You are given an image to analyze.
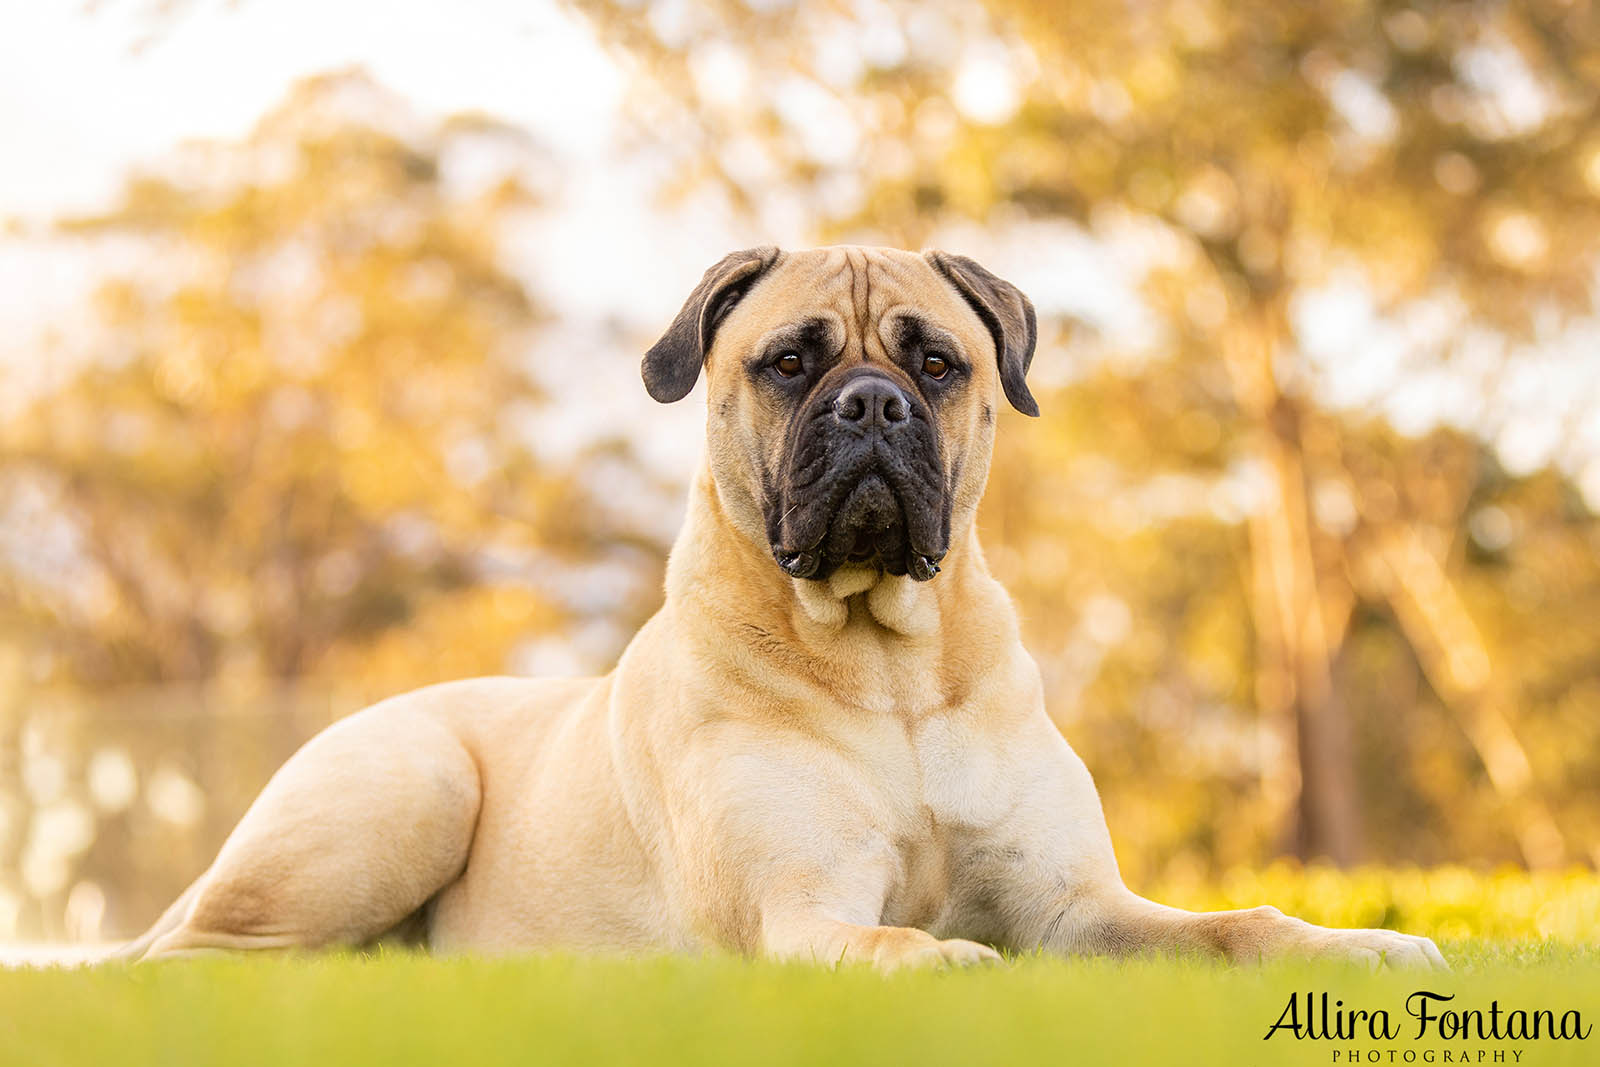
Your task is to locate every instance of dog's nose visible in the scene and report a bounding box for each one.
[833,377,909,433]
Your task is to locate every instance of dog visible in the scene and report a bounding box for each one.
[121,246,1445,970]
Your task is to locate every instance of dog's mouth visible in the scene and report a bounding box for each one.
[765,369,950,586]
[771,463,946,584]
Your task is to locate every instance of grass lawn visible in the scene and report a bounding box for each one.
[1,943,1596,1066]
[3,867,1596,1066]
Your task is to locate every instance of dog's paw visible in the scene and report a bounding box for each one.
[1296,926,1449,971]
[879,936,1003,972]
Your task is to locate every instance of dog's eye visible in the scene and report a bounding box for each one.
[921,354,949,380]
[775,352,804,378]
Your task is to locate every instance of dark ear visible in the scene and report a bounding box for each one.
[642,247,782,403]
[925,250,1039,417]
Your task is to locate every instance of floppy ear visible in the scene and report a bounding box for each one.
[925,250,1039,417]
[642,247,782,403]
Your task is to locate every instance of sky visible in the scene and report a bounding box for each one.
[0,1,621,219]
[0,0,770,477]
[2,0,1599,504]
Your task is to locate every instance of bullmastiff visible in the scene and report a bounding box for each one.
[123,246,1445,970]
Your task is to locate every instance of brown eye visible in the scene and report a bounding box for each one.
[775,352,804,377]
[922,354,949,379]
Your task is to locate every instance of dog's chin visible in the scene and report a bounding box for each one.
[772,474,945,585]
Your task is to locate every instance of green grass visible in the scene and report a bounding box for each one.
[4,869,1596,1064]
[2,943,1597,1066]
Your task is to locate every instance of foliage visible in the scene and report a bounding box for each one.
[993,374,1600,882]
[0,73,675,939]
[6,74,557,694]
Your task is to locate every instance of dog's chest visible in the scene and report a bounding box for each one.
[906,713,1015,830]
[830,655,1017,833]
[867,712,1017,928]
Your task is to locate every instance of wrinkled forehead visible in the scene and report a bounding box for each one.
[730,246,984,354]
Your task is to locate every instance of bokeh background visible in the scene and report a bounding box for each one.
[2,0,1599,948]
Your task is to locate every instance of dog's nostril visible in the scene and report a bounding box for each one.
[884,396,908,422]
[836,395,868,423]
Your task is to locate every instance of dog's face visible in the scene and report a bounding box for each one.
[642,246,1037,584]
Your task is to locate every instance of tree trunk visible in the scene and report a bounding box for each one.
[1222,305,1363,865]
[1362,522,1566,868]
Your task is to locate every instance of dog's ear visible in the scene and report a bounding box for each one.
[925,250,1039,417]
[642,247,782,403]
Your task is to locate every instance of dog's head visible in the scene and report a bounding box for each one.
[642,246,1037,585]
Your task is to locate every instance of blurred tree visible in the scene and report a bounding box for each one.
[572,0,1600,869]
[980,370,1600,878]
[1,72,561,698]
[0,71,675,935]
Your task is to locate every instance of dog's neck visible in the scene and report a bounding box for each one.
[664,464,993,644]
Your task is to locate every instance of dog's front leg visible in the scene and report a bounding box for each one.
[748,835,1002,971]
[989,714,1447,970]
[1038,890,1448,970]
